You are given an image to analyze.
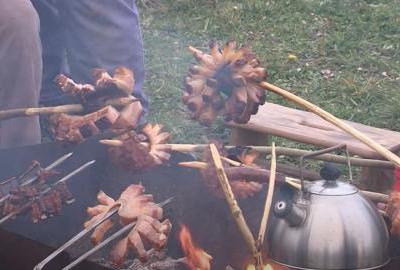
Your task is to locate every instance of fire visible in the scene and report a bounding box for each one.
[245,260,288,270]
[179,224,213,270]
[246,264,273,270]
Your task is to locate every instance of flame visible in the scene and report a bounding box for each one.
[246,264,273,270]
[245,260,288,270]
[179,225,213,270]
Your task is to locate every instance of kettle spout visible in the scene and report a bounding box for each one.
[273,200,307,227]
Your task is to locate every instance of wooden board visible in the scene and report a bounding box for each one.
[228,103,400,159]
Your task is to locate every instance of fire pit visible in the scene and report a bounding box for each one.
[0,138,400,270]
[0,137,265,269]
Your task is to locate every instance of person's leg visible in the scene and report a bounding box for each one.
[60,0,148,110]
[0,0,42,148]
[31,0,69,106]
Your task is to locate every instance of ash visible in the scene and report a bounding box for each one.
[95,249,187,270]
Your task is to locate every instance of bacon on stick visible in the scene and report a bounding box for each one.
[183,40,266,125]
[386,191,400,236]
[84,184,171,266]
[1,168,74,223]
[105,123,171,170]
[51,66,143,144]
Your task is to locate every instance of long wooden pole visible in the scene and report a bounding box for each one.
[260,82,400,167]
[100,140,394,169]
[185,145,395,169]
[179,159,389,203]
[209,144,261,267]
[0,97,137,120]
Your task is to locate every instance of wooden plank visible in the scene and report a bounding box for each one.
[228,103,400,159]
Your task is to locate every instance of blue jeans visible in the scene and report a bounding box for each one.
[33,0,147,111]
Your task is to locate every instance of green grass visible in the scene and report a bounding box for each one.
[140,0,400,144]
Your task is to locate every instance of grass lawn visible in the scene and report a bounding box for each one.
[140,0,400,145]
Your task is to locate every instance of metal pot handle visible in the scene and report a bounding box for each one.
[299,143,353,192]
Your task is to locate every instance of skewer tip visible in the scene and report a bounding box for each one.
[64,152,74,158]
[99,139,123,147]
[178,161,208,170]
[86,160,96,166]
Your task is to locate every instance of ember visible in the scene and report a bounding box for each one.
[179,224,212,270]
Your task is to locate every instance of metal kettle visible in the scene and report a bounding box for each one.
[267,144,390,270]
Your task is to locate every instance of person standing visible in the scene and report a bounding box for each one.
[32,0,148,112]
[0,0,42,148]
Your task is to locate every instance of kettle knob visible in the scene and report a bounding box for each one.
[273,200,306,227]
[274,200,290,218]
[320,162,341,181]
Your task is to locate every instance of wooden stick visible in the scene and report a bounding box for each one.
[285,177,302,190]
[179,161,208,170]
[225,167,285,182]
[0,97,137,121]
[257,142,277,252]
[256,146,394,169]
[209,144,260,266]
[178,161,285,182]
[99,139,124,147]
[361,190,389,203]
[286,177,389,203]
[180,160,389,203]
[260,81,400,167]
[100,141,394,169]
[220,156,242,166]
[267,161,321,181]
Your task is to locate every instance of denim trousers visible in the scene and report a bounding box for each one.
[32,0,147,110]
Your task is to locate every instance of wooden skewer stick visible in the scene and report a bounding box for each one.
[257,142,277,249]
[209,144,261,268]
[286,177,389,203]
[260,81,400,167]
[179,160,285,183]
[179,161,208,170]
[179,160,389,203]
[99,139,124,147]
[0,96,138,121]
[285,177,302,190]
[99,140,394,169]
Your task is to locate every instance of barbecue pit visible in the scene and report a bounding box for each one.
[0,137,399,269]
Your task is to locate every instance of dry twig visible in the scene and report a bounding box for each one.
[257,142,277,249]
[209,144,261,268]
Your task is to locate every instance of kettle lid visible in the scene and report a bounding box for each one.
[307,179,358,195]
[306,163,357,196]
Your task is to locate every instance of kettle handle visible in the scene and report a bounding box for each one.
[299,143,353,192]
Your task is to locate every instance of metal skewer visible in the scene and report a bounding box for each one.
[53,160,95,184]
[0,160,95,225]
[63,220,136,270]
[33,204,121,270]
[0,163,40,204]
[21,152,73,186]
[0,152,73,205]
[35,196,174,270]
[63,196,174,270]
